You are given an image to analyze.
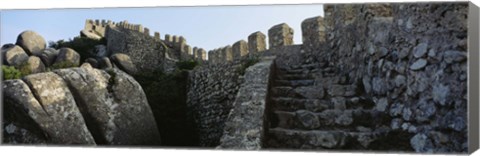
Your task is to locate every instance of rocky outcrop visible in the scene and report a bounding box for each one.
[26,56,45,73]
[53,48,81,67]
[110,53,137,75]
[3,80,49,144]
[38,48,59,66]
[80,29,102,40]
[4,45,29,68]
[16,30,46,56]
[98,57,114,69]
[54,66,160,145]
[2,31,82,74]
[3,67,161,145]
[21,72,96,144]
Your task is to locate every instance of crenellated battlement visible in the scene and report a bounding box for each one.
[83,19,208,63]
[83,15,331,65]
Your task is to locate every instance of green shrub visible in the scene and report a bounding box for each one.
[176,60,198,70]
[2,66,23,80]
[237,57,260,75]
[132,68,197,146]
[50,61,77,69]
[49,36,106,62]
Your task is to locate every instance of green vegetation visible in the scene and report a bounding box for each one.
[50,61,77,70]
[132,61,199,146]
[2,66,23,80]
[176,60,198,70]
[237,56,260,75]
[49,36,106,62]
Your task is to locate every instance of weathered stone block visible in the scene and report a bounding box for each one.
[248,31,266,53]
[164,34,173,43]
[154,32,160,41]
[222,46,233,61]
[301,16,326,47]
[144,27,150,36]
[268,23,294,48]
[232,40,248,59]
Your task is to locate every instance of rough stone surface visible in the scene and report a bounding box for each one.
[410,133,434,153]
[232,40,249,60]
[268,23,294,48]
[85,58,99,68]
[4,45,29,68]
[93,45,108,58]
[39,48,59,67]
[413,43,428,58]
[410,59,427,70]
[26,56,45,74]
[248,31,267,54]
[54,48,81,67]
[4,66,161,145]
[54,67,161,145]
[186,58,247,147]
[16,30,46,56]
[98,57,113,69]
[264,3,467,153]
[217,58,274,149]
[110,53,137,75]
[21,72,96,144]
[3,80,49,144]
[105,26,172,73]
[80,29,102,40]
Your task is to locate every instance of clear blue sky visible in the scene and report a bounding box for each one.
[1,4,324,52]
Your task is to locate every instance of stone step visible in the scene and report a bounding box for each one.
[290,64,319,70]
[325,84,358,97]
[265,128,390,149]
[276,73,316,80]
[271,96,375,112]
[271,87,297,97]
[277,63,318,71]
[270,109,386,130]
[274,80,315,87]
[277,68,305,75]
[270,86,324,99]
[271,97,330,112]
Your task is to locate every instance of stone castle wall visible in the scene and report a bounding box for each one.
[320,3,468,152]
[186,60,246,146]
[84,19,208,73]
[252,2,467,152]
[86,2,469,152]
[188,2,469,152]
[186,21,301,147]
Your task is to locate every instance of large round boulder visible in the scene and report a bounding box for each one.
[26,56,46,74]
[110,53,137,75]
[39,48,59,67]
[16,31,46,56]
[85,58,98,68]
[4,45,29,68]
[1,44,15,65]
[98,57,113,69]
[53,48,80,68]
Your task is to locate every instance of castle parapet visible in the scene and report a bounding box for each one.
[232,40,248,60]
[301,16,326,52]
[154,32,161,41]
[248,31,266,54]
[268,23,294,48]
[196,48,206,61]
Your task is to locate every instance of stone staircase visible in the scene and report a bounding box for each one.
[264,61,392,150]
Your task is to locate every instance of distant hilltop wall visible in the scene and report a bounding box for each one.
[83,19,208,72]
